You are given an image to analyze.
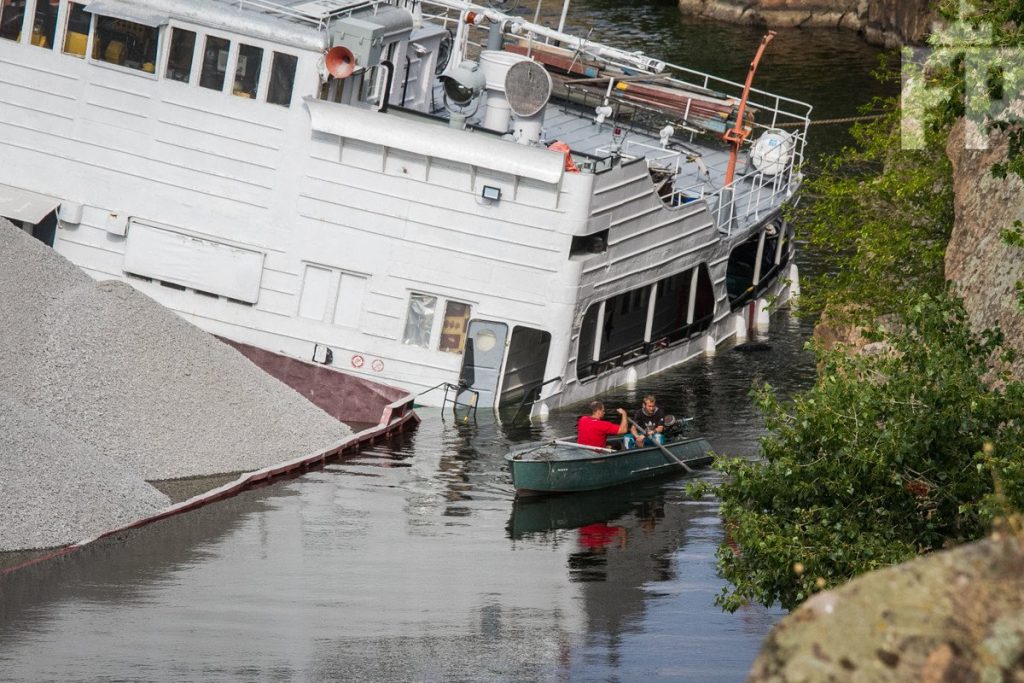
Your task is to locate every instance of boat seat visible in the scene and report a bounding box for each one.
[64,31,87,57]
[104,40,124,64]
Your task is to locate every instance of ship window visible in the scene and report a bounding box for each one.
[439,301,472,354]
[30,0,57,49]
[61,3,90,58]
[233,43,262,99]
[94,15,158,72]
[0,0,27,42]
[199,35,230,91]
[165,27,195,83]
[403,293,437,349]
[267,52,297,107]
[569,229,608,257]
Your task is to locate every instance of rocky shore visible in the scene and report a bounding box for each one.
[677,0,937,46]
[747,525,1024,682]
[0,220,352,552]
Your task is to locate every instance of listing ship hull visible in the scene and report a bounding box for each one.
[0,0,810,414]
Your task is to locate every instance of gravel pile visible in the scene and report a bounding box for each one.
[1,219,354,549]
[0,395,171,552]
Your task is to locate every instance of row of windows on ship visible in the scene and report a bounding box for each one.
[0,1,298,106]
[123,220,787,381]
[293,264,721,381]
[356,224,778,382]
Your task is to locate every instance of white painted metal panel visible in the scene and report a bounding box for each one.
[84,0,169,26]
[305,98,565,185]
[124,223,264,303]
[0,184,60,224]
[298,265,334,320]
[334,272,365,328]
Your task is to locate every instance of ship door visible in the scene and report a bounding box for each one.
[457,320,508,409]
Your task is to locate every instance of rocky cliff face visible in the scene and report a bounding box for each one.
[945,118,1024,379]
[677,0,937,46]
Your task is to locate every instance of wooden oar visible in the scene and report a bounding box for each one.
[628,417,693,473]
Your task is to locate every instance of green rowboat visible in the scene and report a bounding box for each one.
[506,436,713,495]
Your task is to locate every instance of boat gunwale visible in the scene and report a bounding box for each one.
[506,436,711,464]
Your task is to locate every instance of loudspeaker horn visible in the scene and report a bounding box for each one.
[325,45,357,79]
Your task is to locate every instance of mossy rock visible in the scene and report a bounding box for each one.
[748,527,1024,682]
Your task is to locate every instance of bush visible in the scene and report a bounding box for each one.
[712,294,1024,611]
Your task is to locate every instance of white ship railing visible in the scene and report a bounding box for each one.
[232,0,379,27]
[594,138,800,236]
[706,167,800,236]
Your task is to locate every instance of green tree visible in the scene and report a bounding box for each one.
[792,101,954,324]
[710,295,1024,612]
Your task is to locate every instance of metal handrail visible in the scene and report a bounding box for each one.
[707,164,800,236]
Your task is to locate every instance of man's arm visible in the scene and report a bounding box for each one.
[615,408,629,435]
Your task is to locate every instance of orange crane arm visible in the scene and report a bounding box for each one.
[723,31,775,187]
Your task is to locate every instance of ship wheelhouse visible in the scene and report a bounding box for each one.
[0,0,811,414]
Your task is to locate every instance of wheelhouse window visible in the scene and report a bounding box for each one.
[165,27,195,82]
[31,0,57,49]
[94,15,158,72]
[403,293,437,349]
[402,294,473,352]
[576,264,716,381]
[232,43,262,99]
[61,2,89,58]
[267,51,297,107]
[0,0,26,42]
[199,35,229,91]
[726,222,784,308]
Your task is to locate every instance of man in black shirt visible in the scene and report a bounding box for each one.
[628,394,665,449]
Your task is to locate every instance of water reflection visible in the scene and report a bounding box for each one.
[508,479,669,539]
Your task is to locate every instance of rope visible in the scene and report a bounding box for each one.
[773,114,885,129]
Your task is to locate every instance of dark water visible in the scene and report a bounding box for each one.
[0,5,895,681]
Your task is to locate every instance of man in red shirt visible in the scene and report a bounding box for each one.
[577,401,629,448]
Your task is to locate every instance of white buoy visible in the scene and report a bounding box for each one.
[624,366,638,387]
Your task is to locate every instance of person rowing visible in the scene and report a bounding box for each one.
[577,400,629,448]
[625,394,666,449]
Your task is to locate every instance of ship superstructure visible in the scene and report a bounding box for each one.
[0,0,810,413]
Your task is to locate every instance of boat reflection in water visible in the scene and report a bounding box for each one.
[506,469,763,679]
[508,479,671,540]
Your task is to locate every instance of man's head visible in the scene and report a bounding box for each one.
[589,400,605,417]
[642,395,657,413]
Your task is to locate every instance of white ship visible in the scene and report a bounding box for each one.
[0,0,810,415]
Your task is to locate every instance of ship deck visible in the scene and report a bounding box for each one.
[425,89,798,236]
